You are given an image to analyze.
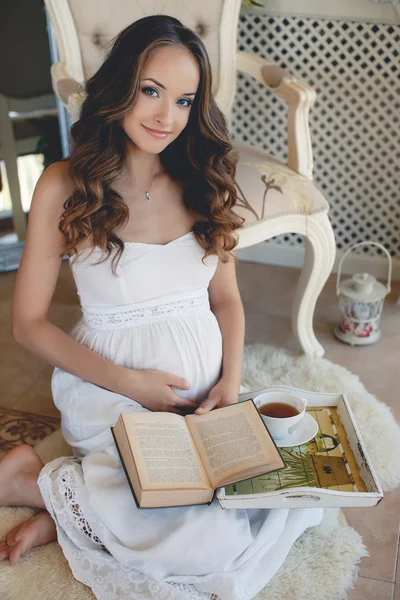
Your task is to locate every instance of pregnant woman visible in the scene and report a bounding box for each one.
[0,15,323,600]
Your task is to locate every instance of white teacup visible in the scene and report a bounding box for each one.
[253,392,307,440]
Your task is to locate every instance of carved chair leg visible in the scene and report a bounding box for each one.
[292,213,336,357]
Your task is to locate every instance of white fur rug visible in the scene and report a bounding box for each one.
[2,343,399,600]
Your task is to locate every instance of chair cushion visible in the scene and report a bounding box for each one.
[232,139,329,228]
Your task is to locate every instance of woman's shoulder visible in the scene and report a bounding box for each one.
[32,160,74,212]
[37,160,73,193]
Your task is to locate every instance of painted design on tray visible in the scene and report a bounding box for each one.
[225,407,364,496]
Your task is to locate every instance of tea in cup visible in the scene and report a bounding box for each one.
[253,392,307,440]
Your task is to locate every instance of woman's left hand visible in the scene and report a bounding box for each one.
[194,378,240,414]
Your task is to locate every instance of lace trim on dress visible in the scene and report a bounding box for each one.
[82,292,210,330]
[59,471,220,599]
[39,458,219,600]
[59,469,110,553]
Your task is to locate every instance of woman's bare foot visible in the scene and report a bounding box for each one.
[0,510,57,564]
[0,444,46,508]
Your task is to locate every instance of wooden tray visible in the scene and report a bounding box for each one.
[217,385,383,509]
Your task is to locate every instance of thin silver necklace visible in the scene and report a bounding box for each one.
[122,169,162,202]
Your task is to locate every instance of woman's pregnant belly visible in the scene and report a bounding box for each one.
[52,310,223,455]
[72,309,223,400]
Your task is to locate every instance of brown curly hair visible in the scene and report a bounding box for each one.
[59,15,245,273]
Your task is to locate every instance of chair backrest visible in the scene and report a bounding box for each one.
[44,0,242,116]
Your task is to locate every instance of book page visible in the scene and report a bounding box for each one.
[121,412,211,491]
[186,401,284,488]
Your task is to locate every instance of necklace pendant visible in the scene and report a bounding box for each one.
[145,192,151,202]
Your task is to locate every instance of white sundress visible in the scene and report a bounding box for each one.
[38,231,323,600]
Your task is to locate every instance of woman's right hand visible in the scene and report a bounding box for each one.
[116,368,198,414]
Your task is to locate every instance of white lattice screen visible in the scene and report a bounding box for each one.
[231,13,400,266]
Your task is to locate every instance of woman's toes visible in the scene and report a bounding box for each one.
[0,511,57,564]
[3,529,17,548]
[9,540,27,565]
[0,523,29,563]
[0,541,10,560]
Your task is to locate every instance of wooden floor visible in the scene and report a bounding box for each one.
[1,259,399,599]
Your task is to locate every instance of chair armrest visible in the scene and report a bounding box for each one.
[50,62,85,123]
[236,50,316,180]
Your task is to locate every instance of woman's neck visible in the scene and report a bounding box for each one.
[123,142,163,185]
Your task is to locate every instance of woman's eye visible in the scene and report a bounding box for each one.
[177,98,193,107]
[142,87,192,107]
[142,87,158,97]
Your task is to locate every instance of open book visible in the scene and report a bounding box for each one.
[111,400,285,508]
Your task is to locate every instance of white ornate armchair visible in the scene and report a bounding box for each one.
[44,0,336,357]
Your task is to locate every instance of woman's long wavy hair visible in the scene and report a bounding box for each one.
[60,15,245,273]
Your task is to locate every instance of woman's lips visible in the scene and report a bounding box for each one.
[142,125,170,139]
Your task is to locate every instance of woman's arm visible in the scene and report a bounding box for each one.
[195,254,245,413]
[12,162,194,413]
[12,162,125,392]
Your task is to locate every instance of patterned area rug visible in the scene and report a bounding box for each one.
[0,408,60,458]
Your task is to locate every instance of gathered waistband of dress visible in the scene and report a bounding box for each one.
[80,290,211,330]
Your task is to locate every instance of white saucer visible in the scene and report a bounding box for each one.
[274,412,319,448]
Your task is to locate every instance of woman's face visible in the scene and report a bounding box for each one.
[122,45,200,153]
